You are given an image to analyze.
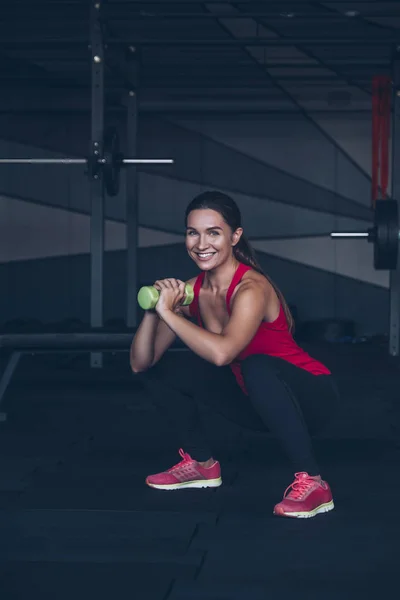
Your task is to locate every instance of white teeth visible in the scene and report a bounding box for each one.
[197,253,214,258]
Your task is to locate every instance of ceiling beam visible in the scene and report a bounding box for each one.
[0,92,372,114]
[206,4,374,184]
[246,12,372,95]
[5,0,397,4]
[7,12,387,20]
[0,36,396,46]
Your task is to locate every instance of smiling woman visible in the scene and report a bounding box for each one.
[184,191,295,332]
[130,190,339,519]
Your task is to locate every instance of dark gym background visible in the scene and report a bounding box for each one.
[0,2,399,599]
[0,5,390,335]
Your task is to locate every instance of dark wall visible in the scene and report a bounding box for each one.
[0,112,386,336]
[0,245,388,337]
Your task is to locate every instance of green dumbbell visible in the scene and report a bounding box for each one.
[137,283,194,310]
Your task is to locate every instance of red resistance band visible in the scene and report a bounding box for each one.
[372,75,391,207]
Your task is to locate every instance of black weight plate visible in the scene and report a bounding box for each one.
[373,199,399,270]
[103,127,121,197]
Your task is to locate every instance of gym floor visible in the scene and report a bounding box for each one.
[0,342,398,599]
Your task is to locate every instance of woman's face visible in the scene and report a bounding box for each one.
[185,208,242,270]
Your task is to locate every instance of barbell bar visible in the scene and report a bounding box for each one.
[0,159,174,164]
[330,199,399,270]
[0,126,174,197]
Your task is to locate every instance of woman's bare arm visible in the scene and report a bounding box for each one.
[129,311,160,372]
[130,277,196,372]
[156,278,269,366]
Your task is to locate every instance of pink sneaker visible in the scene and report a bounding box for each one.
[273,472,334,519]
[145,448,222,490]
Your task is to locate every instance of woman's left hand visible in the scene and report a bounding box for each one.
[153,278,187,317]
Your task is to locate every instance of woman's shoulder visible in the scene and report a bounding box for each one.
[240,268,269,291]
[230,268,270,306]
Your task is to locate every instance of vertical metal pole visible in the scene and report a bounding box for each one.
[125,47,139,328]
[389,47,400,357]
[90,0,104,367]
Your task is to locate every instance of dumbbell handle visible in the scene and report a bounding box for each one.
[137,284,194,310]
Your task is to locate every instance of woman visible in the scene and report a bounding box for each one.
[130,191,338,519]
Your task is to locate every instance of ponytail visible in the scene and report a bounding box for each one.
[234,235,295,333]
[233,234,264,274]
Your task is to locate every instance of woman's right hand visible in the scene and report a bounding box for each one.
[153,278,187,315]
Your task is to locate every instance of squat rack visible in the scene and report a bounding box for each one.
[89,1,140,367]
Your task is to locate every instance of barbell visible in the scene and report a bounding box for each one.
[1,126,397,272]
[0,126,173,197]
[331,199,399,270]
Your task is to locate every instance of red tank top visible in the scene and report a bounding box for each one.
[189,263,330,393]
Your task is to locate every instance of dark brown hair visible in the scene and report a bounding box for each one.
[185,191,294,331]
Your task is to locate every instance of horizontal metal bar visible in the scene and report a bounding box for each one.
[0,89,374,115]
[0,158,86,164]
[0,347,187,355]
[0,333,133,350]
[0,73,377,83]
[2,80,370,88]
[137,64,387,71]
[330,232,369,238]
[0,107,375,116]
[102,12,398,20]
[0,75,377,88]
[112,36,400,46]
[139,77,366,84]
[0,82,377,94]
[0,58,389,68]
[3,0,86,5]
[122,158,173,164]
[0,333,191,351]
[0,158,174,164]
[0,95,374,114]
[1,11,396,19]
[95,0,400,3]
[0,36,396,46]
[4,0,394,3]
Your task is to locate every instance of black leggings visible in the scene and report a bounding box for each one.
[136,351,340,475]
